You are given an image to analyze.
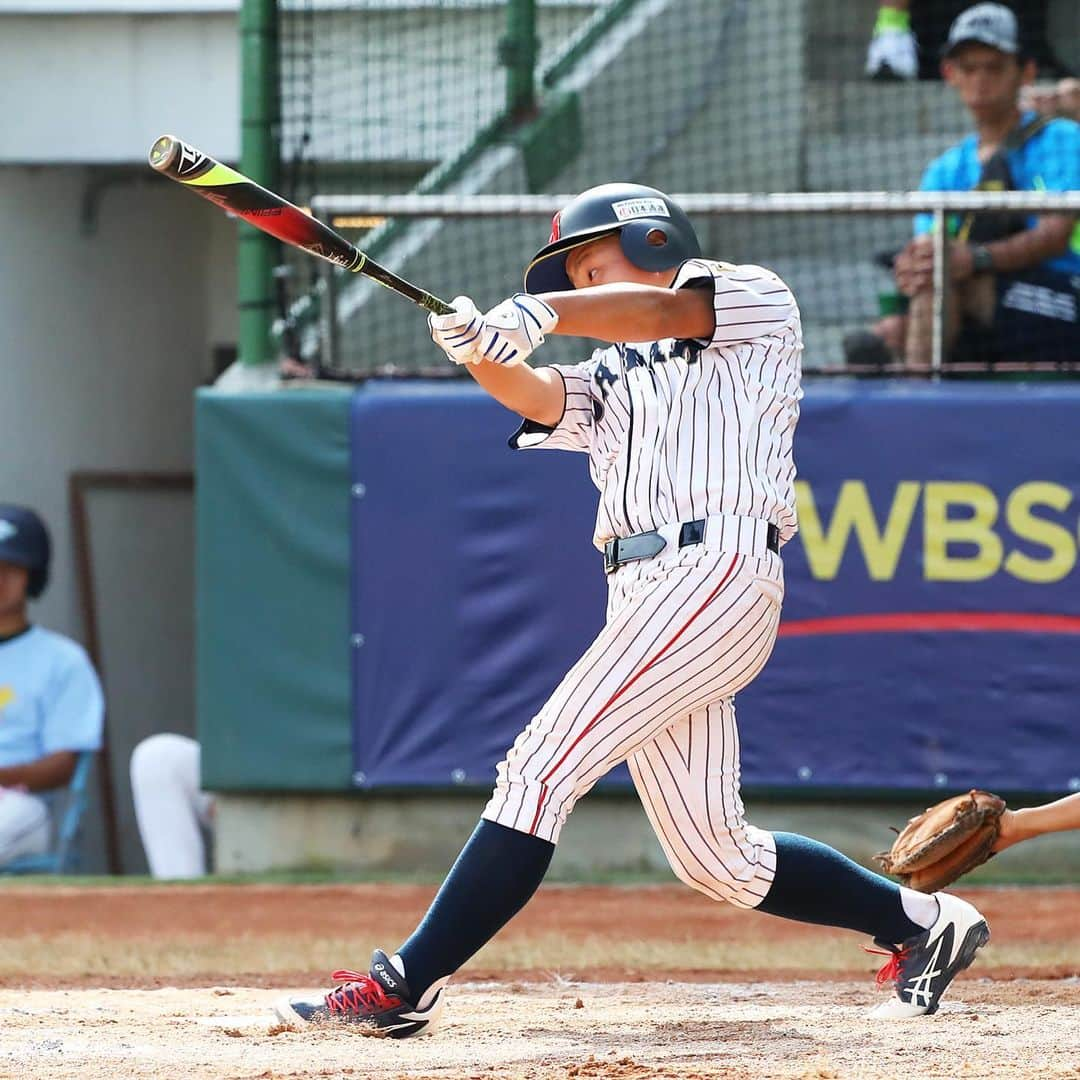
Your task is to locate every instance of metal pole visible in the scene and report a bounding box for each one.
[931,206,947,375]
[313,191,1080,217]
[238,0,280,366]
[503,0,538,121]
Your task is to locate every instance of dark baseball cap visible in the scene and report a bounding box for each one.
[942,3,1019,58]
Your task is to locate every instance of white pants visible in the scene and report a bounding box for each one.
[130,734,215,879]
[484,547,783,909]
[0,786,50,865]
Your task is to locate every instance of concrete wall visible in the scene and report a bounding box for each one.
[215,791,1080,885]
[0,164,236,870]
[215,792,672,880]
[0,12,239,163]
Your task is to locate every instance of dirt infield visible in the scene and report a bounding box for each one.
[0,884,1077,1078]
[3,979,1080,1080]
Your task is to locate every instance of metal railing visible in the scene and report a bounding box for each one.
[309,190,1080,375]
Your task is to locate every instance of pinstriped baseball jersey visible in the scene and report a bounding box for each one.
[511,260,803,548]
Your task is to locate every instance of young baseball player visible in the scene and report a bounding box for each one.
[277,184,990,1034]
[0,505,104,866]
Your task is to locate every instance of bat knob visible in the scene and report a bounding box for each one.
[148,135,180,172]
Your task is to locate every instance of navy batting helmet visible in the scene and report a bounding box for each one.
[524,183,701,295]
[0,504,51,599]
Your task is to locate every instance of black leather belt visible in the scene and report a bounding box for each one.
[603,519,779,573]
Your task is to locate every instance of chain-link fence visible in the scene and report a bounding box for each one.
[274,0,1080,375]
[310,190,1080,375]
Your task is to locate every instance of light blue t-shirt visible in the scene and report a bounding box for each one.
[914,112,1080,276]
[0,626,104,768]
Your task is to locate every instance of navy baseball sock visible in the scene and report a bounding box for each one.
[396,819,555,998]
[755,832,924,945]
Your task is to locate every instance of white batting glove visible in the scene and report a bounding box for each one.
[474,293,559,365]
[429,295,484,366]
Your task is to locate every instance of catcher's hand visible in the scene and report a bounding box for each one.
[876,789,1007,893]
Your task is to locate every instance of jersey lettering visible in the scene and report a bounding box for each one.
[593,360,619,400]
[515,259,803,549]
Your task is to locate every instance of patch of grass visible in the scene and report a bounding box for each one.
[0,930,1073,980]
[473,934,1080,975]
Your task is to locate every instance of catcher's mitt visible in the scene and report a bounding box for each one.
[876,789,1006,893]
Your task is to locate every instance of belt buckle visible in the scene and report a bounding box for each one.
[678,519,705,547]
[603,538,619,573]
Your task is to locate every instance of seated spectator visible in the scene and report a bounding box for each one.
[865,1,1067,82]
[851,3,1080,371]
[0,505,103,867]
[1056,77,1080,121]
[1022,76,1080,122]
[130,733,214,878]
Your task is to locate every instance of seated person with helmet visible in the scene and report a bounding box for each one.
[0,505,104,867]
[851,4,1080,371]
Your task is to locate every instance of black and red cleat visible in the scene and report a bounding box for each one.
[274,950,444,1037]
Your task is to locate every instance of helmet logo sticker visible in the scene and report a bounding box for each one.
[0,521,15,542]
[611,197,670,222]
[549,211,562,243]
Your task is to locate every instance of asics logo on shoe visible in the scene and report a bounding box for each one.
[903,936,946,1007]
[373,962,401,993]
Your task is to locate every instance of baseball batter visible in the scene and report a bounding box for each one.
[277,184,990,1034]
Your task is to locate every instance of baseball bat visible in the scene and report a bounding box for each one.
[147,134,453,316]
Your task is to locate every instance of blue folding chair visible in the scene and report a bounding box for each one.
[0,751,95,875]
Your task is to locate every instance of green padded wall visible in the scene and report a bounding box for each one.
[195,388,353,790]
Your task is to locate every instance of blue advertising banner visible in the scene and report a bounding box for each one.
[350,382,607,789]
[351,381,1080,794]
[740,381,1080,794]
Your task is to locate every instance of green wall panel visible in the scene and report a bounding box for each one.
[196,388,353,790]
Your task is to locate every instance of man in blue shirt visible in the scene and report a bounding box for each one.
[0,505,103,866]
[870,4,1080,370]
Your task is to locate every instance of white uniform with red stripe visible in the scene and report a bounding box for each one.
[482,259,803,908]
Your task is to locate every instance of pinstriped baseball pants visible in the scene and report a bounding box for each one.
[482,545,783,909]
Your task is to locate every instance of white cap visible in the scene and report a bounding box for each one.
[942,3,1020,58]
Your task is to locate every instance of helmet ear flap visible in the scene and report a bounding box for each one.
[619,220,680,272]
